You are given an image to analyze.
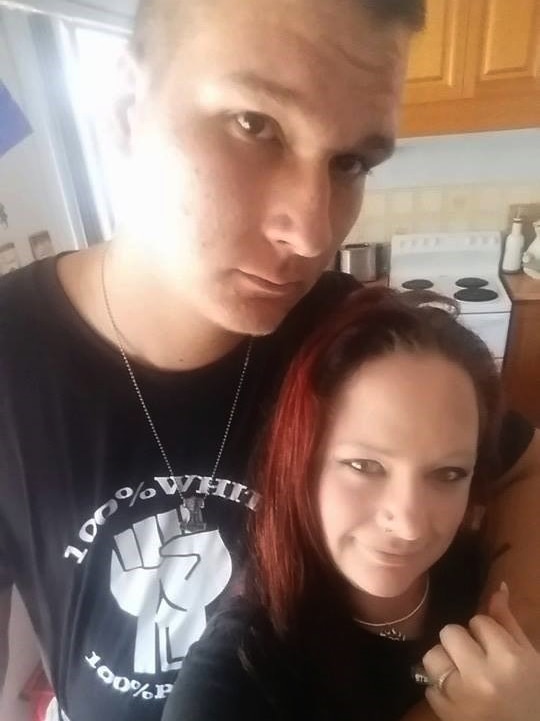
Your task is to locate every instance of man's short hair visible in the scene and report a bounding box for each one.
[130,0,426,77]
[360,0,426,30]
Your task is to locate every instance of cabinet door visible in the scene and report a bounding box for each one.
[403,0,471,104]
[400,0,540,136]
[465,0,540,92]
[503,303,540,426]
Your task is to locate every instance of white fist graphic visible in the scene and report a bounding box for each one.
[110,507,233,674]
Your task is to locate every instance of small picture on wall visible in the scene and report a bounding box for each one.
[29,231,55,260]
[0,203,8,229]
[0,242,20,276]
[0,80,33,158]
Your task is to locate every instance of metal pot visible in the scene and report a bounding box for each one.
[339,243,379,282]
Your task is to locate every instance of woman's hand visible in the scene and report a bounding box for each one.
[422,582,540,721]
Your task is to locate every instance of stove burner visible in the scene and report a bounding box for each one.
[454,288,498,302]
[401,279,434,290]
[455,277,489,288]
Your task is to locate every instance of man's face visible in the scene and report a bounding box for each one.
[123,0,410,335]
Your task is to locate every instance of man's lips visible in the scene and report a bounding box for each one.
[238,271,302,294]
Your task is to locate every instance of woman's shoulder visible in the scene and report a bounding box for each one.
[162,597,282,721]
[203,596,262,642]
[177,596,267,676]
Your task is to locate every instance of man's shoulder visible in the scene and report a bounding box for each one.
[0,258,55,329]
[296,270,359,318]
[497,410,536,478]
[0,262,33,306]
[273,271,359,348]
[0,258,66,377]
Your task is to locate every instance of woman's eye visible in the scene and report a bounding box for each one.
[433,467,469,484]
[331,154,370,179]
[234,112,277,140]
[346,459,384,476]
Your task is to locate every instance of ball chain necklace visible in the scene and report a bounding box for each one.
[354,576,430,642]
[101,250,253,531]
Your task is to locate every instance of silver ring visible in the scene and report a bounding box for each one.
[437,667,456,694]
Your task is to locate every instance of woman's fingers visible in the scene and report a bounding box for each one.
[423,644,457,682]
[463,583,533,659]
[420,586,540,721]
[487,582,533,649]
[437,623,485,674]
[422,645,459,719]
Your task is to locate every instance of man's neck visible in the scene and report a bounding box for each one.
[57,242,244,371]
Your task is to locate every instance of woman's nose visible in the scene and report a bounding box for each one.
[377,477,429,542]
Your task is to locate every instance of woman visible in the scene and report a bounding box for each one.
[163,287,540,721]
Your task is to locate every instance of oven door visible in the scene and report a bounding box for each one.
[457,312,510,364]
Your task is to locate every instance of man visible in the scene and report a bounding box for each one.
[0,1,538,720]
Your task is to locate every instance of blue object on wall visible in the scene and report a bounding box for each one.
[0,80,33,158]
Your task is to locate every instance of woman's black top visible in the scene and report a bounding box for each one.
[163,534,487,721]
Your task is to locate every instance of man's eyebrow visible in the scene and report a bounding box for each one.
[222,72,307,108]
[349,134,395,161]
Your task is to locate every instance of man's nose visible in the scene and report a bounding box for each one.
[262,160,334,258]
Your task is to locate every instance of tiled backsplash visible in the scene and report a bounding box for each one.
[344,183,540,246]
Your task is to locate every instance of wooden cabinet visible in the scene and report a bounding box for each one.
[502,274,540,427]
[401,0,540,136]
[403,0,470,104]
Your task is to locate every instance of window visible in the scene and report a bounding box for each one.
[58,22,128,240]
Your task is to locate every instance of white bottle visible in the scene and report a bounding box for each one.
[522,220,540,265]
[502,217,525,273]
[522,220,540,279]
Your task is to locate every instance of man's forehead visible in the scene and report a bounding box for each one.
[164,0,406,55]
[134,0,419,81]
[186,4,409,95]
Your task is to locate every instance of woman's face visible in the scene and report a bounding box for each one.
[317,350,479,600]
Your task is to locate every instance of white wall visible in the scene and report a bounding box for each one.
[342,129,540,246]
[369,129,540,190]
[0,0,137,29]
[64,0,138,18]
[0,8,83,270]
[0,591,40,721]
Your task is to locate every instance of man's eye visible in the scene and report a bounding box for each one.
[331,154,370,179]
[346,459,384,475]
[234,112,276,140]
[433,467,470,484]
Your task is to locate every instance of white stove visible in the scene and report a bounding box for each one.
[389,232,511,363]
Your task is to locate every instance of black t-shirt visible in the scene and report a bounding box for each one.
[0,258,356,721]
[0,258,534,721]
[162,536,490,721]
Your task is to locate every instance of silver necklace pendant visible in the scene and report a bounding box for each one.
[179,496,207,534]
[379,627,407,642]
[354,577,429,640]
[101,249,253,538]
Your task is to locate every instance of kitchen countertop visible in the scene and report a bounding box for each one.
[502,272,540,302]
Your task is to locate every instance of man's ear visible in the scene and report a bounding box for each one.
[110,50,140,155]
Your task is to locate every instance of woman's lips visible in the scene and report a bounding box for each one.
[364,547,419,566]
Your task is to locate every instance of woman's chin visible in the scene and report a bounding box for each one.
[345,566,421,600]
